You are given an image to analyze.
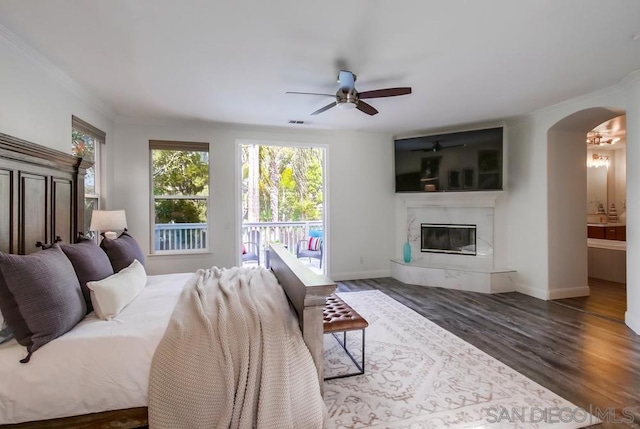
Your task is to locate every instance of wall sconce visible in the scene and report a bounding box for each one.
[89,210,127,239]
[587,153,610,169]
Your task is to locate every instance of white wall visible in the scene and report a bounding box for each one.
[112,120,395,280]
[0,32,115,204]
[506,92,627,299]
[504,74,640,334]
[504,118,550,299]
[547,129,588,298]
[625,74,640,334]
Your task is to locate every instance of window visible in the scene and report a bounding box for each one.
[72,116,105,235]
[150,140,210,253]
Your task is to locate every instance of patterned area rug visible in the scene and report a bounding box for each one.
[323,291,598,429]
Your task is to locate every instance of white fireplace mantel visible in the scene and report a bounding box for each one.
[401,191,503,208]
[394,190,515,294]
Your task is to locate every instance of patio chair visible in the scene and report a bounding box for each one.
[242,230,261,265]
[296,236,322,268]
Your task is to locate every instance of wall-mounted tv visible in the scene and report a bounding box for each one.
[394,127,503,192]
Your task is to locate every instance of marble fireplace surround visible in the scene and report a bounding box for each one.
[393,192,516,293]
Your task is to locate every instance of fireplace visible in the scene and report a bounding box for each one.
[392,194,515,294]
[421,223,477,255]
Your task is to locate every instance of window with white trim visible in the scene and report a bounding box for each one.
[150,140,210,253]
[72,116,105,236]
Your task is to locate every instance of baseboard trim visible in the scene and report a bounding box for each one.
[625,311,640,335]
[547,286,590,300]
[514,283,548,300]
[330,269,390,282]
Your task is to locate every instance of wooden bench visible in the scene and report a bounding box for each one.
[323,294,368,380]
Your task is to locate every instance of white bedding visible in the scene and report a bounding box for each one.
[0,271,193,425]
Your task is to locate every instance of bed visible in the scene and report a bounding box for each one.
[0,133,336,428]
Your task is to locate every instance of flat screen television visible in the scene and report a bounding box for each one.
[394,127,503,192]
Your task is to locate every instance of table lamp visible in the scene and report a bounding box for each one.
[89,210,127,240]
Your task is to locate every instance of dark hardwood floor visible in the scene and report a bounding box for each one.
[554,278,627,322]
[337,278,640,428]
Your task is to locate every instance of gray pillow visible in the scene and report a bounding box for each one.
[100,232,146,273]
[60,237,114,313]
[0,245,86,362]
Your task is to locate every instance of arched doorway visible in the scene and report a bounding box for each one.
[547,107,627,317]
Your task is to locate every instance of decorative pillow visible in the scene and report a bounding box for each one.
[307,237,321,251]
[100,231,146,272]
[0,245,86,362]
[87,259,147,321]
[309,229,323,238]
[242,244,247,254]
[60,237,114,313]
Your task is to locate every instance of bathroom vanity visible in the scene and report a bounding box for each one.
[587,223,626,241]
[587,224,626,283]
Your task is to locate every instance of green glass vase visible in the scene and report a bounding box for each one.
[403,241,411,263]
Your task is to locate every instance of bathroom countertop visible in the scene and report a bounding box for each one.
[587,223,626,227]
[588,238,626,250]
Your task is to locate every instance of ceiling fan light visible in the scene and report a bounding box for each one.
[338,102,357,110]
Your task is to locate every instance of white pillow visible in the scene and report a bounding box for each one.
[86,259,147,320]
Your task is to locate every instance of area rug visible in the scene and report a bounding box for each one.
[323,291,598,429]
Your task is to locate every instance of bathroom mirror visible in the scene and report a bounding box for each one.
[587,166,607,214]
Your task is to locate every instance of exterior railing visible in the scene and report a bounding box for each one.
[155,223,207,251]
[241,221,322,251]
[154,221,322,253]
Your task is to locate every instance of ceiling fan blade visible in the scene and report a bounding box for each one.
[338,70,356,91]
[410,142,467,152]
[286,91,335,97]
[311,102,337,115]
[356,101,378,116]
[358,87,412,99]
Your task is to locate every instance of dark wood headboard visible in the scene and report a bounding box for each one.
[0,133,91,254]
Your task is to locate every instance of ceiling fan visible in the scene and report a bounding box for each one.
[286,70,412,116]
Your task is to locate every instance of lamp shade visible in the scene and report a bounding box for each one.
[89,210,127,233]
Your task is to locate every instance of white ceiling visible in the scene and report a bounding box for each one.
[1,0,640,134]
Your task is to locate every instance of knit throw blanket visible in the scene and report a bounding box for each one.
[148,266,325,429]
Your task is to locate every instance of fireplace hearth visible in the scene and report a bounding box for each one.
[421,223,476,255]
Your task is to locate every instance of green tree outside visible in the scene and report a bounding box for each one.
[242,145,323,223]
[152,149,209,224]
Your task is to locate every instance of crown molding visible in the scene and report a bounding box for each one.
[529,81,626,119]
[620,69,640,88]
[504,80,629,129]
[0,24,115,120]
